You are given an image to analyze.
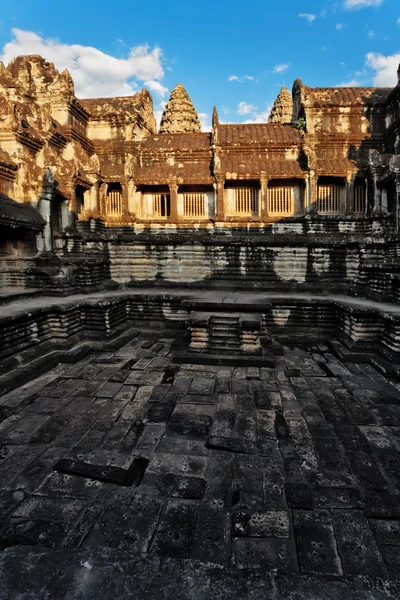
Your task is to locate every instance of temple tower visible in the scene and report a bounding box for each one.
[159,83,201,133]
[268,86,293,124]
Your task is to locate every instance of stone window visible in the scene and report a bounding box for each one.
[183,192,206,217]
[106,183,122,216]
[235,187,258,215]
[268,187,295,216]
[153,193,170,218]
[354,183,366,214]
[317,183,341,214]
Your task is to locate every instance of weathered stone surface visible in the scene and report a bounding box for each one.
[159,83,201,134]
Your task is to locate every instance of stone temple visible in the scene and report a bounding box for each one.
[1,54,400,597]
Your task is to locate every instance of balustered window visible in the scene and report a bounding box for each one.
[153,193,170,218]
[183,192,206,217]
[317,182,342,214]
[268,186,295,216]
[106,183,122,216]
[234,187,258,215]
[354,182,366,214]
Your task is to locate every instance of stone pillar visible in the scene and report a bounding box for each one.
[260,172,269,221]
[70,185,77,214]
[372,175,382,214]
[216,177,225,220]
[306,171,317,215]
[345,176,354,215]
[99,182,107,217]
[38,168,55,252]
[396,178,400,232]
[128,181,137,219]
[169,181,179,222]
[121,182,129,220]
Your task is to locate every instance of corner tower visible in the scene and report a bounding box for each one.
[159,83,201,133]
[268,86,293,124]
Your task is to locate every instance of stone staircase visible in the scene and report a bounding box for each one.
[208,314,241,353]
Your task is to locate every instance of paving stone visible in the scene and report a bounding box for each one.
[232,510,290,538]
[176,393,216,405]
[0,444,47,487]
[203,451,235,506]
[348,450,389,490]
[369,519,400,546]
[0,413,49,444]
[190,498,230,565]
[0,518,69,548]
[364,490,400,518]
[263,459,286,509]
[232,538,299,573]
[95,382,123,398]
[133,424,164,459]
[331,509,387,577]
[157,435,209,456]
[313,487,364,509]
[29,414,72,444]
[169,406,213,438]
[148,452,208,479]
[150,499,198,558]
[36,471,103,498]
[141,471,205,498]
[378,546,400,580]
[13,496,85,522]
[294,509,342,576]
[286,483,313,509]
[188,376,215,395]
[110,495,164,554]
[234,455,264,511]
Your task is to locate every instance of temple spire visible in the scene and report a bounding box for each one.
[268,86,293,124]
[212,105,219,128]
[159,83,201,134]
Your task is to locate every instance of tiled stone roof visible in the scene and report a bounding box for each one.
[217,123,302,145]
[0,193,45,230]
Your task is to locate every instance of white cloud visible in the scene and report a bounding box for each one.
[198,112,211,131]
[298,13,316,24]
[274,63,289,73]
[144,80,168,97]
[366,51,400,86]
[344,0,384,9]
[368,29,375,38]
[154,101,166,130]
[0,28,166,99]
[228,74,255,82]
[237,101,257,115]
[336,23,344,30]
[243,104,272,124]
[336,79,361,86]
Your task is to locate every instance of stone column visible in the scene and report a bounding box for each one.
[70,185,77,214]
[38,168,55,252]
[216,177,225,220]
[99,182,107,218]
[121,182,129,221]
[396,177,400,232]
[372,174,382,214]
[260,172,269,221]
[169,181,179,222]
[306,171,317,215]
[128,181,137,219]
[345,176,354,215]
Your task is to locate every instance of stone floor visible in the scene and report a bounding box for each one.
[1,332,400,598]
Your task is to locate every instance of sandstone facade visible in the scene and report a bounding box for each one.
[0,54,399,298]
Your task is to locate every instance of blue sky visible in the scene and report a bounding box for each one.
[0,0,399,129]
